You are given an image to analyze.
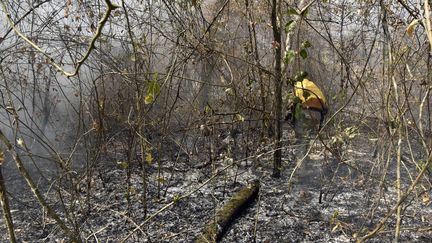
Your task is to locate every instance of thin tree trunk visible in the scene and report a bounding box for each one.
[245,0,267,139]
[0,130,81,242]
[381,1,402,240]
[271,0,282,178]
[0,166,17,242]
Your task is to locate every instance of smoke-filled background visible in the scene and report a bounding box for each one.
[0,0,431,242]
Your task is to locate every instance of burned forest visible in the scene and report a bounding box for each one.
[0,0,431,242]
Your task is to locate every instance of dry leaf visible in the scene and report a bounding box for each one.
[0,151,4,165]
[65,0,72,18]
[235,114,245,122]
[406,19,419,38]
[423,193,430,205]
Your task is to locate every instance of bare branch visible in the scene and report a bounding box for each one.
[0,0,119,77]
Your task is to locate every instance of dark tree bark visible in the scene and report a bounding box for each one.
[271,0,283,178]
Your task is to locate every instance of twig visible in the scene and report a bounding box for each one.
[253,185,262,242]
[120,148,277,242]
[359,152,432,242]
[1,0,51,41]
[0,0,119,77]
[0,129,82,242]
[121,162,236,242]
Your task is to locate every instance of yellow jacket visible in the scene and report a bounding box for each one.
[294,79,327,111]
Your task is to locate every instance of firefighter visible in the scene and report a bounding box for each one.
[288,78,335,203]
[287,78,328,140]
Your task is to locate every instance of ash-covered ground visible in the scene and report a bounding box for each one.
[1,125,431,242]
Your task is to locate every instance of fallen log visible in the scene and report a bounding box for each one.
[195,180,260,243]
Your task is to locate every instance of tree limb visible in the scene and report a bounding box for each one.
[195,180,260,243]
[0,0,119,77]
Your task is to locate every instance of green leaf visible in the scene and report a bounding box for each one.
[299,49,308,59]
[300,7,309,17]
[294,103,304,121]
[294,71,308,81]
[157,177,166,184]
[287,8,299,16]
[303,90,311,99]
[172,194,181,203]
[301,40,312,49]
[284,49,296,64]
[145,152,153,164]
[118,161,128,170]
[204,105,212,114]
[144,74,161,104]
[144,95,154,104]
[284,20,296,33]
[287,78,295,85]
